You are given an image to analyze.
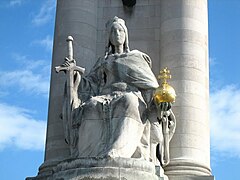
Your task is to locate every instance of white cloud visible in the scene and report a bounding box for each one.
[32,0,56,26]
[210,85,240,157]
[33,35,53,51]
[0,103,46,151]
[12,53,50,71]
[0,54,50,96]
[0,70,49,96]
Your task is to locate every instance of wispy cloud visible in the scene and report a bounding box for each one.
[32,0,56,26]
[8,0,23,7]
[210,85,240,157]
[0,54,50,96]
[209,57,217,67]
[33,35,53,51]
[209,56,224,92]
[0,103,46,151]
[0,91,9,97]
[13,53,50,71]
[0,70,49,96]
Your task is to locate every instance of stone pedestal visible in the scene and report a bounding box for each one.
[27,158,160,180]
[169,175,214,180]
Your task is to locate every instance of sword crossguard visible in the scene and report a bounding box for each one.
[55,64,85,74]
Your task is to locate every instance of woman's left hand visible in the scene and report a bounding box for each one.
[158,102,172,112]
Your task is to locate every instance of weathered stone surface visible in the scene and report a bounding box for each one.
[44,0,98,169]
[55,18,176,167]
[30,0,213,179]
[53,157,158,180]
[28,158,160,180]
[29,14,177,180]
[159,0,211,176]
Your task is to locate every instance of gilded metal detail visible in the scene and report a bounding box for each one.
[154,67,176,104]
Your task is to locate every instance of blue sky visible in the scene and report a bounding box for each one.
[0,0,239,179]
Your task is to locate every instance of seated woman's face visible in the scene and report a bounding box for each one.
[110,23,126,46]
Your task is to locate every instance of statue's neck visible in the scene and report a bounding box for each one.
[114,45,124,54]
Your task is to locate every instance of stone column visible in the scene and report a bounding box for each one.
[38,0,98,176]
[159,0,212,178]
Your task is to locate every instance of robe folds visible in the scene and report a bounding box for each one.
[64,50,161,159]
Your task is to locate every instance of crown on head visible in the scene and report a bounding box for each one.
[106,16,126,31]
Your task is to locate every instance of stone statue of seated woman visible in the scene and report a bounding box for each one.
[58,16,176,179]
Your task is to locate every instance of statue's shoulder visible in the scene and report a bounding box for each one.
[129,50,152,67]
[129,49,143,55]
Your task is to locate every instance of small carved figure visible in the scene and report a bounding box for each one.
[57,17,176,167]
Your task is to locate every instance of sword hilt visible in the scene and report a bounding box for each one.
[55,35,85,74]
[67,36,74,61]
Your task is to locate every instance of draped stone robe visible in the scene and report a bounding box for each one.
[63,50,160,160]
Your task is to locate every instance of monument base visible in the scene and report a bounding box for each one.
[27,157,163,180]
[168,175,215,180]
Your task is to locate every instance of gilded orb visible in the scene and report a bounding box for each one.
[153,67,176,104]
[154,83,176,104]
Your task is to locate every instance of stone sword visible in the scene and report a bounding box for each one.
[55,36,85,146]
